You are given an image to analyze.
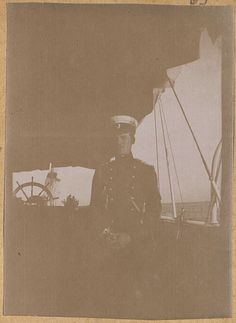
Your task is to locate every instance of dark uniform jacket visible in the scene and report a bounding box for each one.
[90,154,162,311]
[91,153,162,244]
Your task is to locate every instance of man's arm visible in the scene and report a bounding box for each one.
[143,166,162,246]
[90,168,101,208]
[145,166,162,217]
[90,166,109,233]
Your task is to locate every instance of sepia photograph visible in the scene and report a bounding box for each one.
[4,3,234,320]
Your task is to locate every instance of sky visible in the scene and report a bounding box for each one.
[13,29,222,206]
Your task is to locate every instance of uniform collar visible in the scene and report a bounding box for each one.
[115,153,134,162]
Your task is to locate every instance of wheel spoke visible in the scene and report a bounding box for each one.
[31,177,34,197]
[16,181,30,201]
[37,182,50,197]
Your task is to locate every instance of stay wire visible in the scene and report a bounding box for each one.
[159,98,184,208]
[153,101,160,190]
[159,100,177,219]
[167,76,221,203]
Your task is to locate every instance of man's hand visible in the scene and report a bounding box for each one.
[102,228,131,250]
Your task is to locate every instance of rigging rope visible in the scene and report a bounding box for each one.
[211,139,222,177]
[154,102,160,189]
[159,98,184,209]
[159,98,185,240]
[167,76,221,204]
[158,100,177,219]
[205,140,222,224]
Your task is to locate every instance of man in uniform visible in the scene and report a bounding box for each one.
[90,115,162,316]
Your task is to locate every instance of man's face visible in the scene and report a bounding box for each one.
[116,132,133,156]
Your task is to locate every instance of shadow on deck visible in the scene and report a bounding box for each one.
[4,204,231,320]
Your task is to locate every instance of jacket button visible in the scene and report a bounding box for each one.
[131,208,135,212]
[109,177,112,180]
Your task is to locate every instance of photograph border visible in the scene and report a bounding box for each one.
[0,0,235,322]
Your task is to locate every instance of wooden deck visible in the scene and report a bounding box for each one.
[3,204,231,319]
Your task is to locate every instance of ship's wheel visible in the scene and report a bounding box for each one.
[13,177,54,206]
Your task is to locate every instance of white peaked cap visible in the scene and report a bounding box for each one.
[111,115,138,128]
